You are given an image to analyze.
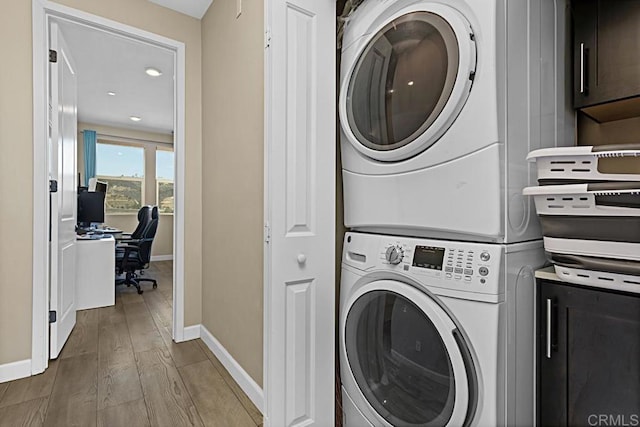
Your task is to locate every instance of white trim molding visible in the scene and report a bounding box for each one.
[182,324,201,341]
[31,0,187,373]
[151,254,174,262]
[0,359,32,384]
[200,325,264,413]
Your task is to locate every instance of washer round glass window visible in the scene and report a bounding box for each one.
[346,12,460,152]
[345,290,456,426]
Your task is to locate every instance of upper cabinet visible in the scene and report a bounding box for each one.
[573,0,640,109]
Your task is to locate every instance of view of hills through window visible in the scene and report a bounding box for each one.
[156,150,174,213]
[96,143,144,213]
[95,142,175,214]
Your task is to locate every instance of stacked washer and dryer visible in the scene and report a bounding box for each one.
[338,0,571,426]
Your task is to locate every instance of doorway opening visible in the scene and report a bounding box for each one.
[32,1,187,374]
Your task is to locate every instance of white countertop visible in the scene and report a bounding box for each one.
[535,266,560,281]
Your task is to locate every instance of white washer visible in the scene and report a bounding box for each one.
[340,232,545,426]
[339,0,571,242]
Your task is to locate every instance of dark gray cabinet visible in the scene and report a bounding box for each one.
[572,0,640,108]
[537,280,640,426]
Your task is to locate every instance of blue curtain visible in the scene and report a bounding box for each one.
[83,130,97,186]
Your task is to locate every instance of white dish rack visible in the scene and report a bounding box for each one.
[554,265,640,295]
[527,145,640,183]
[523,183,640,217]
[525,145,640,290]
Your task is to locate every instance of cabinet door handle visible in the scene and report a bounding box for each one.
[546,298,553,359]
[580,43,586,94]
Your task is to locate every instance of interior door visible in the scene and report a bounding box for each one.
[264,0,336,425]
[49,22,78,359]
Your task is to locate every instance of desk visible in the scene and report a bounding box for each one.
[76,235,115,310]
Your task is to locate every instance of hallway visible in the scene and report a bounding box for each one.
[0,261,263,427]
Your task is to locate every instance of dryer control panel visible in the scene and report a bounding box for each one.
[343,232,505,296]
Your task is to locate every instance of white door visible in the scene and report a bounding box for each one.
[49,22,78,359]
[264,0,336,425]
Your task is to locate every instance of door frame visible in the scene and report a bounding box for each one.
[31,0,187,374]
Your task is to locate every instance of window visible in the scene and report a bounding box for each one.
[96,143,145,214]
[156,149,174,214]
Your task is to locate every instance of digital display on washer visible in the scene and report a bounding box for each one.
[412,246,445,270]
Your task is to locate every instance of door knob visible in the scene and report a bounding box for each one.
[297,254,307,264]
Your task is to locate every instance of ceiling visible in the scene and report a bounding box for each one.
[55,19,175,135]
[148,0,213,19]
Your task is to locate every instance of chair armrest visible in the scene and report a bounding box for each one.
[116,238,140,244]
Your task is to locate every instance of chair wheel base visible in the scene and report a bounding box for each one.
[137,289,144,295]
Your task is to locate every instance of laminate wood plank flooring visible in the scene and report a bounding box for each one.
[0,359,58,409]
[0,397,49,427]
[97,399,150,427]
[0,261,263,427]
[196,341,263,426]
[179,360,255,427]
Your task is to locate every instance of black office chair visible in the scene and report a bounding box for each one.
[115,206,158,294]
[118,205,152,242]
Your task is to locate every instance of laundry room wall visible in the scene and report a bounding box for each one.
[0,0,203,367]
[201,0,265,386]
[0,1,33,367]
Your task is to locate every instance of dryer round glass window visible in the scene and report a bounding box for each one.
[343,9,476,161]
[345,290,457,426]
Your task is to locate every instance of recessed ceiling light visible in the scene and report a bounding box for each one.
[145,67,162,77]
[107,91,116,96]
[407,81,415,86]
[129,116,142,122]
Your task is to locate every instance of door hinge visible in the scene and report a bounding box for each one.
[264,223,271,244]
[49,180,58,193]
[49,311,57,323]
[264,30,271,49]
[49,49,57,63]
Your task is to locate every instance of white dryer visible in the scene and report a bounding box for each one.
[339,232,545,426]
[339,0,572,242]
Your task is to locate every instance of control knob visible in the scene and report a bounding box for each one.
[385,245,404,265]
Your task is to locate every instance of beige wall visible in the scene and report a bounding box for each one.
[0,0,202,366]
[0,2,33,365]
[77,123,174,257]
[201,0,264,385]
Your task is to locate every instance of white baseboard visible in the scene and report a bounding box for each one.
[0,359,32,383]
[151,255,173,262]
[182,324,201,341]
[200,325,264,413]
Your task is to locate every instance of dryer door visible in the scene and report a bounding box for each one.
[342,280,478,426]
[341,4,476,162]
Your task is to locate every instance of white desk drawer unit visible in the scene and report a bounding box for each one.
[76,235,115,310]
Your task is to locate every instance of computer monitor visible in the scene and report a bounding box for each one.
[94,181,108,193]
[77,191,105,228]
[88,177,108,193]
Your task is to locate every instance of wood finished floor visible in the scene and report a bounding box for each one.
[0,261,263,427]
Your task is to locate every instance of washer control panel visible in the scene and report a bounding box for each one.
[443,248,494,285]
[384,245,404,265]
[344,233,503,296]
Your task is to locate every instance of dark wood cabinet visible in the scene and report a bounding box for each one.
[572,0,640,108]
[537,280,640,426]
